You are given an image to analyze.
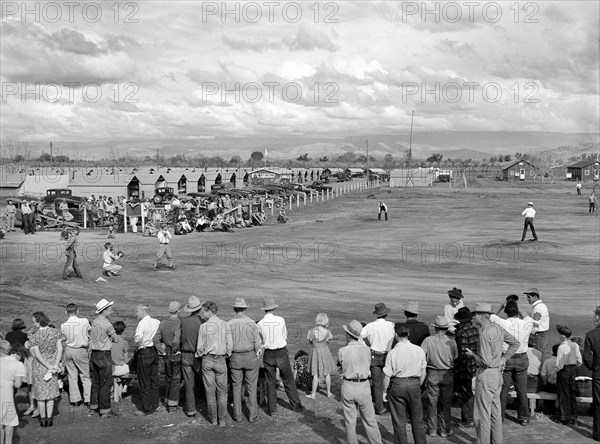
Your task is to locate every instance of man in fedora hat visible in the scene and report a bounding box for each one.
[454,307,479,428]
[180,296,204,418]
[402,302,430,346]
[444,287,465,333]
[360,303,395,415]
[521,202,538,241]
[257,297,303,415]
[421,315,458,438]
[491,300,536,425]
[524,288,549,357]
[583,306,600,441]
[338,320,382,444]
[227,298,262,423]
[154,302,182,413]
[153,222,173,270]
[89,299,119,419]
[382,323,427,444]
[466,303,519,444]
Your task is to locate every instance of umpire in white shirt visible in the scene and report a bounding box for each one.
[257,298,303,415]
[378,201,388,221]
[521,202,538,241]
[134,305,161,415]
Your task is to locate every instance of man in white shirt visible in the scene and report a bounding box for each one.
[153,222,173,269]
[61,303,91,406]
[444,287,465,333]
[521,201,538,241]
[491,300,535,425]
[525,288,549,356]
[134,305,161,415]
[257,297,302,415]
[378,201,388,221]
[360,303,395,415]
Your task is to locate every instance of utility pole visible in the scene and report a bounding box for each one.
[406,110,415,188]
[365,139,369,185]
[50,142,53,162]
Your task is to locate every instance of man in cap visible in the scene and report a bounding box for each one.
[466,303,520,444]
[180,296,204,418]
[60,303,91,407]
[421,315,458,438]
[444,287,465,333]
[524,288,549,357]
[154,301,182,413]
[227,298,262,423]
[89,299,119,418]
[382,323,428,444]
[133,305,161,416]
[360,303,395,415]
[521,202,538,241]
[402,302,430,346]
[153,222,173,270]
[454,307,479,428]
[5,199,16,232]
[257,297,303,415]
[583,306,600,441]
[196,301,232,427]
[338,320,382,444]
[491,300,536,425]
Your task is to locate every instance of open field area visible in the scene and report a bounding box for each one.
[1,184,599,444]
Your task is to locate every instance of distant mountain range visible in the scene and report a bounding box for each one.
[43,131,599,162]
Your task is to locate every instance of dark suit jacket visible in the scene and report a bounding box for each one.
[405,319,430,346]
[584,325,600,374]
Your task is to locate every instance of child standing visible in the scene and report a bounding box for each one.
[293,350,312,391]
[555,325,582,424]
[541,344,560,393]
[1,341,26,444]
[306,313,335,399]
[111,321,129,402]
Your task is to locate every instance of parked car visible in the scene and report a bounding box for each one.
[153,187,175,204]
[307,181,333,192]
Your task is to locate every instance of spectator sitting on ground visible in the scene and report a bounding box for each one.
[143,221,158,237]
[277,210,288,223]
[195,215,210,232]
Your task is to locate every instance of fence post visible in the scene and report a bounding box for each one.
[303,194,306,206]
[310,192,313,204]
[141,203,145,233]
[123,204,127,233]
[83,205,87,229]
[321,190,324,202]
[289,198,292,211]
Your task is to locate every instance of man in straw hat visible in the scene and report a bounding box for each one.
[133,305,161,416]
[360,303,395,415]
[153,222,174,270]
[257,297,303,415]
[402,301,430,346]
[444,287,465,333]
[583,306,600,441]
[154,302,182,413]
[382,323,427,444]
[453,307,479,428]
[338,320,382,444]
[521,201,538,242]
[466,303,519,444]
[89,298,119,419]
[227,297,262,423]
[180,296,204,418]
[421,315,458,438]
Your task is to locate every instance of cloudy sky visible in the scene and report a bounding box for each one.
[1,1,599,145]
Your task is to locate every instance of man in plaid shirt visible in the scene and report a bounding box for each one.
[454,307,479,427]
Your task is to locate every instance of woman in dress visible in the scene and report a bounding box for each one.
[28,312,63,427]
[62,227,82,280]
[306,312,336,399]
[1,341,27,444]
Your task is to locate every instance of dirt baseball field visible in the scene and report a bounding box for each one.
[1,183,599,443]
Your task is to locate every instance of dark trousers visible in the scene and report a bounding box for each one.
[531,331,548,359]
[500,353,530,420]
[181,351,201,415]
[63,250,82,280]
[593,375,600,441]
[370,352,387,414]
[455,376,474,423]
[90,350,113,414]
[577,189,582,195]
[425,368,453,433]
[164,352,182,407]
[557,365,578,421]
[388,377,427,444]
[263,347,302,414]
[137,348,159,413]
[521,217,538,241]
[22,213,35,234]
[378,210,388,221]
[590,203,596,213]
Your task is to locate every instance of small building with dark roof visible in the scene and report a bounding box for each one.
[567,159,600,181]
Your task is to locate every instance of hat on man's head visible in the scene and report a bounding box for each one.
[402,301,420,315]
[432,315,450,329]
[373,303,391,317]
[168,301,181,313]
[528,202,534,206]
[506,294,519,303]
[343,320,363,339]
[261,297,279,311]
[524,288,540,297]
[183,296,203,313]
[232,297,248,309]
[595,306,600,317]
[95,298,114,314]
[448,287,464,299]
[454,307,472,323]
[471,302,494,314]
